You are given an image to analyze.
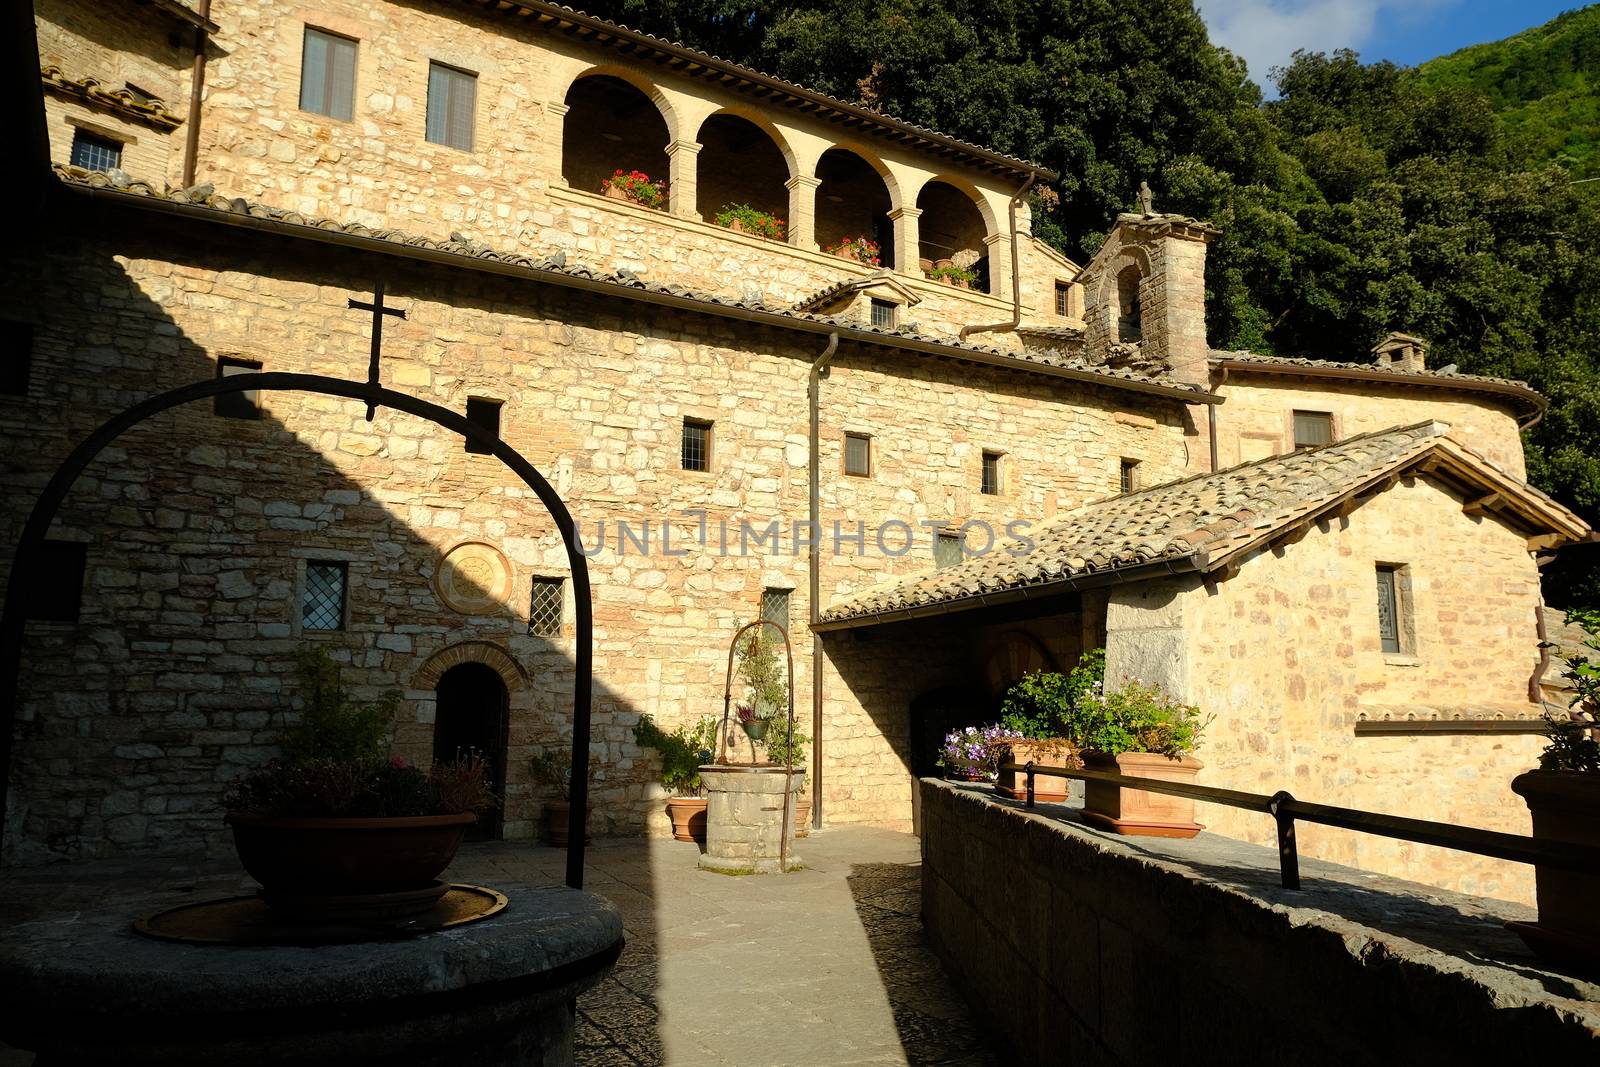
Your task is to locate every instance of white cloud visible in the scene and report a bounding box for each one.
[1195,0,1457,88]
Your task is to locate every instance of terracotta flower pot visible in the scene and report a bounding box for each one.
[665,796,708,842]
[603,184,629,201]
[918,257,934,273]
[1509,770,1600,966]
[1080,750,1204,838]
[994,739,1079,802]
[225,811,475,902]
[543,799,594,846]
[726,218,748,234]
[932,257,954,270]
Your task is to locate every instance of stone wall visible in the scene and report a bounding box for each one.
[920,779,1600,1066]
[1211,373,1527,479]
[1105,475,1547,903]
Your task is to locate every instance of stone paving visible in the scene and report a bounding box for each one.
[0,826,997,1067]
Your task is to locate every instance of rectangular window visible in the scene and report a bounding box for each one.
[1054,281,1071,317]
[24,540,87,623]
[215,356,262,419]
[1293,410,1334,450]
[844,432,871,477]
[869,298,897,328]
[1,320,32,396]
[682,418,711,472]
[934,530,963,569]
[760,588,791,634]
[1375,564,1409,655]
[299,27,358,121]
[981,451,1002,496]
[464,397,502,454]
[528,577,564,637]
[1119,458,1140,494]
[69,129,121,173]
[302,561,348,632]
[426,62,476,151]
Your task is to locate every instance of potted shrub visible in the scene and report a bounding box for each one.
[634,714,717,842]
[1070,679,1206,838]
[223,649,495,919]
[600,169,666,209]
[1509,607,1600,965]
[994,650,1104,801]
[823,235,881,267]
[714,203,786,241]
[530,746,601,847]
[927,264,979,289]
[936,724,1024,783]
[728,628,790,759]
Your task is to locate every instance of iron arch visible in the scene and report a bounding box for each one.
[0,372,595,889]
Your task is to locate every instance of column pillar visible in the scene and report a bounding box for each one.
[666,140,702,219]
[546,102,570,186]
[983,232,1011,299]
[888,205,922,275]
[786,174,821,250]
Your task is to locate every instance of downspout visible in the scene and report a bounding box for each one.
[1530,603,1552,705]
[1209,364,1228,472]
[807,331,839,831]
[959,173,1038,341]
[180,0,212,188]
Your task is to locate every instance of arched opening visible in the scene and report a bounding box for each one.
[561,74,670,203]
[1116,264,1143,342]
[916,180,992,293]
[814,147,893,267]
[434,661,510,841]
[696,113,790,236]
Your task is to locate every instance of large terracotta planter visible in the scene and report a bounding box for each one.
[225,811,475,914]
[665,796,708,843]
[1509,770,1600,966]
[995,739,1080,802]
[1080,751,1204,838]
[543,800,594,846]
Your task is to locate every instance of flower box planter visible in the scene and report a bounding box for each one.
[994,739,1079,802]
[542,799,594,847]
[1080,750,1204,838]
[665,796,708,843]
[1508,769,1600,965]
[603,185,630,202]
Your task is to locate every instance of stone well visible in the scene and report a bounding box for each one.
[698,764,805,874]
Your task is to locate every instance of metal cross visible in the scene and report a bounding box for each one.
[348,280,406,421]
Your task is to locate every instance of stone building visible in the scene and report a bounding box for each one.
[2,0,1586,903]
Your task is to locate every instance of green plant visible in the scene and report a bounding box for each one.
[601,168,666,209]
[759,712,809,770]
[999,649,1105,740]
[735,625,788,718]
[1070,680,1205,759]
[823,235,881,266]
[634,715,717,795]
[278,647,398,765]
[1539,608,1600,773]
[714,202,786,240]
[529,745,602,800]
[928,264,979,286]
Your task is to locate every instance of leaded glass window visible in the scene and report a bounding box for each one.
[844,433,871,477]
[934,531,963,569]
[760,588,791,634]
[300,27,357,120]
[1293,411,1334,450]
[1376,565,1401,654]
[870,298,896,328]
[426,62,476,150]
[528,577,563,636]
[302,561,347,631]
[682,419,711,471]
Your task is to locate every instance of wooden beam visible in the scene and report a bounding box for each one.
[1464,492,1503,517]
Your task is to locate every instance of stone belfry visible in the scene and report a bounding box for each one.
[1076,185,1219,387]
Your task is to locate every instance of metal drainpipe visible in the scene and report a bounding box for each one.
[807,331,839,831]
[959,173,1038,341]
[181,0,212,188]
[1209,365,1228,472]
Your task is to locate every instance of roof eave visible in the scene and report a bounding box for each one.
[1211,356,1546,418]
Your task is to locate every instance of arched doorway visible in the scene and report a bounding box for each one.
[434,661,510,841]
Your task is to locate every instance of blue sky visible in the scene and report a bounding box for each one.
[1195,0,1587,89]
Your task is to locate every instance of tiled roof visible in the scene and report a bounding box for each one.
[1211,351,1544,414]
[818,421,1586,626]
[40,67,181,131]
[791,270,920,313]
[55,165,1206,400]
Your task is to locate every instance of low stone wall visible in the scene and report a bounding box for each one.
[919,779,1600,1065]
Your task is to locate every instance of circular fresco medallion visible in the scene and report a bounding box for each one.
[435,541,513,616]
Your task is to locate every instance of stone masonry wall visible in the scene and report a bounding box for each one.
[0,202,1185,861]
[920,779,1600,1067]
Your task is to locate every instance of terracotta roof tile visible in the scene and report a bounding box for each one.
[1211,350,1542,412]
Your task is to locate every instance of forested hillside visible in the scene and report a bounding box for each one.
[592,0,1600,602]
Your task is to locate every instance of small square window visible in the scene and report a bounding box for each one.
[528,577,564,637]
[465,397,502,454]
[1119,458,1140,494]
[1054,281,1071,317]
[426,61,477,151]
[69,129,121,173]
[1,320,32,396]
[760,588,791,634]
[300,27,358,121]
[1293,411,1334,450]
[215,356,262,419]
[24,540,87,623]
[302,561,347,631]
[844,433,871,477]
[869,298,897,328]
[682,418,711,472]
[933,530,963,569]
[981,451,1002,496]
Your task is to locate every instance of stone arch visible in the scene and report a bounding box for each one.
[561,69,675,199]
[813,145,898,263]
[412,640,529,693]
[914,176,998,292]
[694,111,793,229]
[1116,263,1143,342]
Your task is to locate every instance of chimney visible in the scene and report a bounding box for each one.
[1371,332,1428,374]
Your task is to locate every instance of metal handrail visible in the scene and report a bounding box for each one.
[994,761,1600,890]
